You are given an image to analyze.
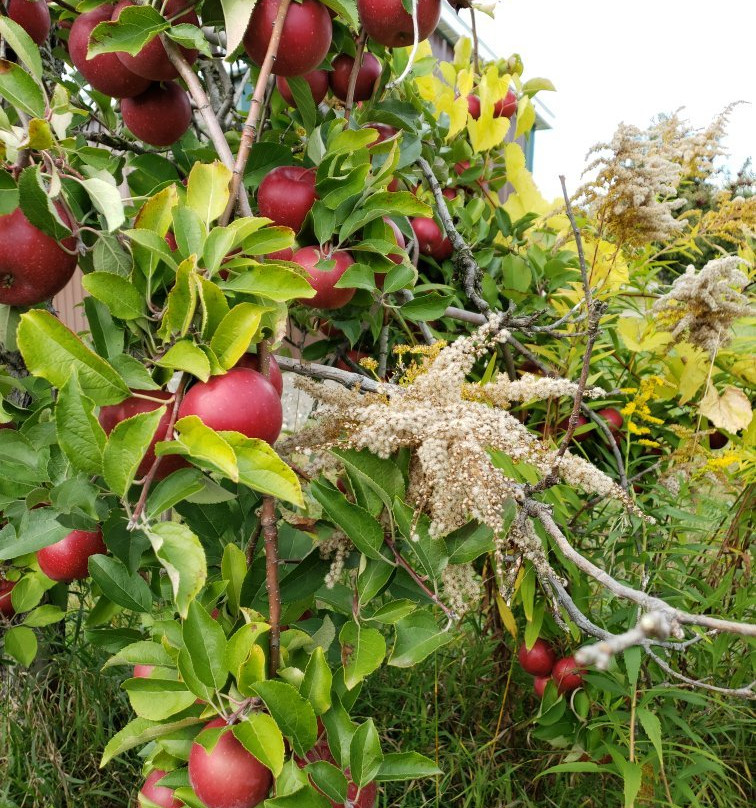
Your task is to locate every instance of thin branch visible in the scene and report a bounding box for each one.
[647,649,755,699]
[560,175,591,307]
[220,0,292,226]
[470,8,480,76]
[261,496,281,676]
[276,356,394,395]
[344,29,367,122]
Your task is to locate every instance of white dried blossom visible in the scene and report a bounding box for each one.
[442,564,482,617]
[652,256,752,353]
[318,533,352,589]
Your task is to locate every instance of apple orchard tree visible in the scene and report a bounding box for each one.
[0,2,754,807]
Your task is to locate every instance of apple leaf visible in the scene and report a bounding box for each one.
[374,752,442,781]
[0,508,69,561]
[89,555,153,612]
[223,433,304,507]
[349,719,383,788]
[102,640,175,670]
[17,310,130,405]
[158,416,239,481]
[240,225,297,256]
[284,75,317,133]
[55,372,107,477]
[0,59,46,118]
[4,625,38,667]
[166,23,213,57]
[388,610,453,668]
[82,271,146,321]
[220,0,257,57]
[0,168,19,215]
[299,646,333,716]
[146,468,206,518]
[699,384,752,433]
[339,622,386,690]
[123,678,198,722]
[221,543,247,616]
[147,522,207,619]
[339,192,431,240]
[319,0,359,29]
[233,713,286,778]
[182,599,228,690]
[0,17,42,80]
[263,785,332,808]
[220,264,316,302]
[17,165,72,240]
[310,480,385,560]
[155,339,211,381]
[209,303,266,370]
[159,259,199,340]
[306,762,349,803]
[100,716,204,767]
[187,161,233,225]
[102,407,166,498]
[8,574,48,613]
[197,277,231,338]
[88,6,169,58]
[22,604,65,628]
[252,680,318,758]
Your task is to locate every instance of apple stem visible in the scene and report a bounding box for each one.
[344,29,368,123]
[220,0,294,227]
[261,495,282,676]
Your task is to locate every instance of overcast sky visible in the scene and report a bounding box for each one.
[474,0,756,200]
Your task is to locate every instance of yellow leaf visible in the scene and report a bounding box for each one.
[414,73,442,104]
[495,592,518,639]
[502,142,550,218]
[617,316,674,354]
[468,114,509,152]
[729,357,756,386]
[663,342,710,404]
[456,67,474,98]
[439,61,457,88]
[515,96,536,138]
[453,36,472,69]
[700,385,753,433]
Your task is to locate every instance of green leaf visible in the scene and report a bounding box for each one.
[311,480,385,560]
[233,713,285,778]
[284,75,317,133]
[300,646,333,716]
[375,751,442,781]
[4,625,38,666]
[339,192,431,240]
[88,555,153,612]
[637,707,664,765]
[620,760,643,808]
[209,303,265,370]
[147,522,207,619]
[0,17,42,80]
[160,258,198,339]
[74,177,126,232]
[0,59,45,117]
[0,168,19,215]
[339,622,386,689]
[158,416,239,481]
[349,719,383,788]
[252,680,318,758]
[393,500,447,579]
[521,77,556,95]
[18,165,72,240]
[401,293,453,322]
[305,761,348,804]
[88,5,169,57]
[55,373,107,476]
[366,599,416,625]
[624,645,642,688]
[123,677,198,721]
[332,448,405,511]
[264,785,331,808]
[81,272,145,320]
[187,161,233,225]
[221,265,316,302]
[93,232,132,277]
[9,574,47,612]
[100,716,203,766]
[22,604,65,628]
[147,468,206,518]
[17,310,129,405]
[357,558,393,605]
[224,433,304,508]
[389,611,453,668]
[221,543,247,615]
[166,23,213,57]
[0,508,69,560]
[182,599,228,690]
[103,640,175,670]
[102,407,166,497]
[155,340,211,381]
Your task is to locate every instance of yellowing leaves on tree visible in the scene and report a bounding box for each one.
[617,316,674,354]
[700,385,753,433]
[663,341,711,404]
[503,142,550,220]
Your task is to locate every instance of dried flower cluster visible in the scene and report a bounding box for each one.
[289,317,643,553]
[317,532,352,589]
[652,256,752,353]
[441,564,482,617]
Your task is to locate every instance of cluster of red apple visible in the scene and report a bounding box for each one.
[518,639,585,697]
[557,406,624,444]
[136,718,375,807]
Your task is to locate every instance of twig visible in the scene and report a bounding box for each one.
[386,0,419,88]
[378,309,390,379]
[220,0,293,226]
[418,157,490,314]
[344,29,367,122]
[276,356,394,395]
[560,175,591,308]
[261,496,281,676]
[246,521,262,566]
[647,649,755,699]
[470,8,480,76]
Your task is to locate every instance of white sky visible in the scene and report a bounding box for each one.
[475,0,756,200]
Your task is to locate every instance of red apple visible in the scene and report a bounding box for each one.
[178,368,283,445]
[0,579,16,618]
[133,664,155,678]
[454,160,470,176]
[139,769,182,808]
[410,217,452,261]
[113,0,199,82]
[293,246,356,309]
[533,676,550,699]
[709,430,728,450]
[244,0,332,77]
[37,529,106,583]
[265,246,295,261]
[552,656,585,694]
[257,166,318,233]
[557,414,589,442]
[276,70,329,106]
[364,122,398,145]
[98,390,186,480]
[442,187,459,200]
[597,407,623,434]
[188,717,273,808]
[235,354,284,397]
[336,350,370,372]
[68,6,152,98]
[357,0,441,48]
[121,81,192,147]
[7,0,50,45]
[0,205,78,307]
[494,88,517,119]
[329,52,381,102]
[387,177,400,192]
[517,639,556,676]
[466,94,481,119]
[165,231,178,251]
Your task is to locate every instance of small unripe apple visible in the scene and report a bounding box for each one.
[178,368,283,445]
[494,88,518,119]
[293,246,356,309]
[188,717,273,808]
[113,0,199,81]
[276,70,329,106]
[257,166,318,233]
[597,407,623,434]
[533,675,550,698]
[357,0,441,48]
[0,206,78,307]
[518,639,557,676]
[121,82,192,147]
[552,656,585,693]
[709,430,728,450]
[329,52,381,102]
[139,769,182,808]
[98,390,187,480]
[7,0,50,45]
[133,664,155,678]
[0,579,16,618]
[244,0,333,77]
[68,5,152,98]
[235,354,284,397]
[410,217,452,261]
[37,529,106,583]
